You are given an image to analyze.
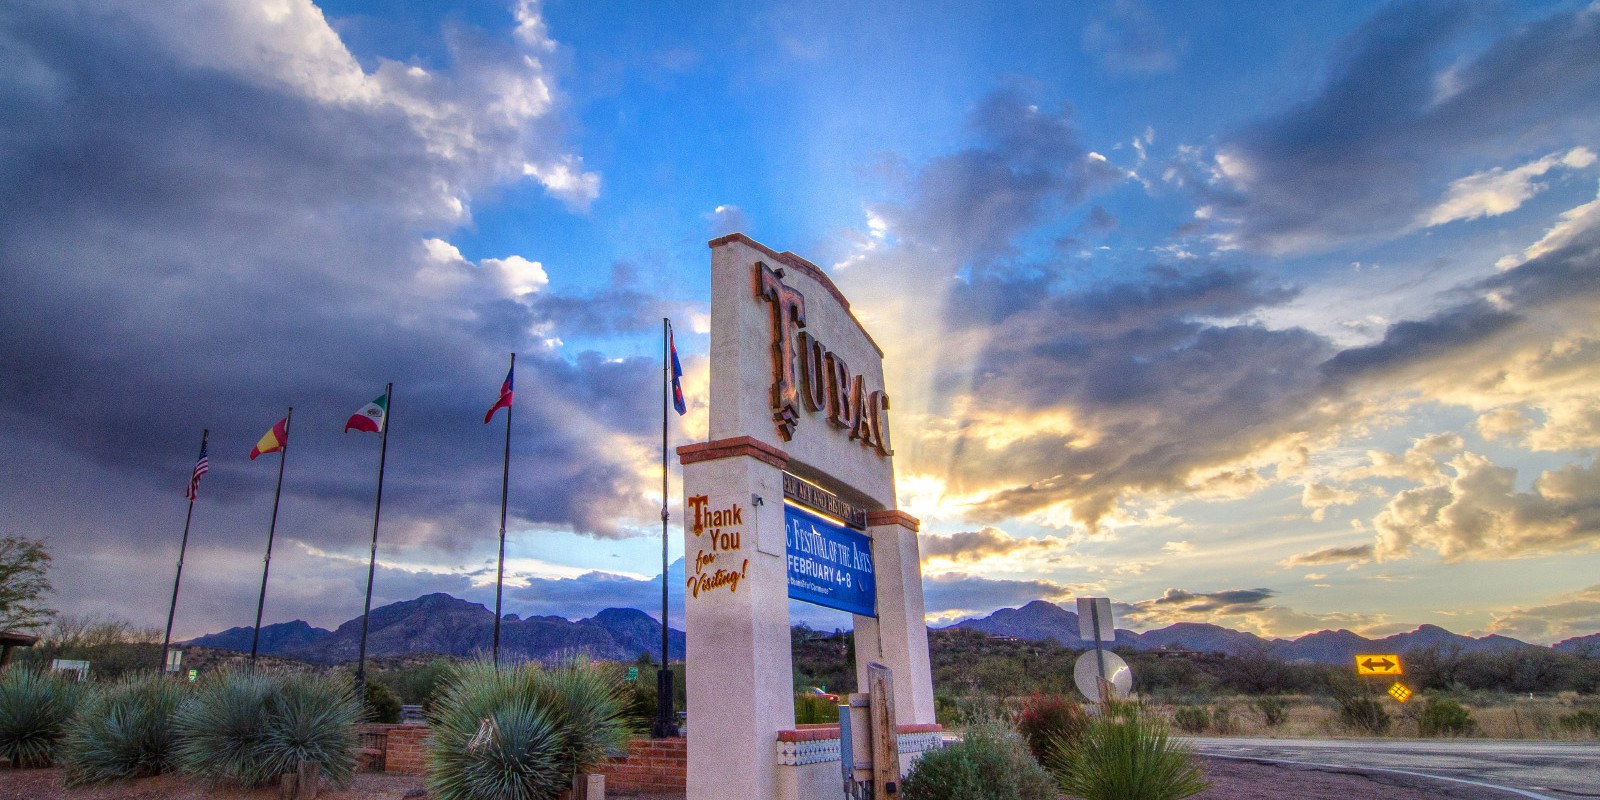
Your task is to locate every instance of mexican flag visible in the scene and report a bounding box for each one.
[344,392,388,434]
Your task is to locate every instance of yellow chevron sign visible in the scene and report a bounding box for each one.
[1355,654,1403,676]
[1388,682,1413,703]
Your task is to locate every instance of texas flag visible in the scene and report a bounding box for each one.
[484,363,514,424]
[670,328,687,416]
[249,417,288,460]
[344,391,388,434]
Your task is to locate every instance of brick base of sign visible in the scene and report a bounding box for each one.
[596,736,688,793]
[378,724,430,775]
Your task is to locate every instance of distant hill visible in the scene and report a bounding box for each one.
[950,601,1551,664]
[1554,632,1600,656]
[186,620,331,654]
[185,593,685,664]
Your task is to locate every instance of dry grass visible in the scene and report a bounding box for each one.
[1144,692,1600,740]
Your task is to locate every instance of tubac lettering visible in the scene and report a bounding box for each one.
[754,262,892,455]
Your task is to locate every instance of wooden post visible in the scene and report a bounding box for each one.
[868,662,899,797]
[278,759,320,799]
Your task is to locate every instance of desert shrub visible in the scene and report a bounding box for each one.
[1418,697,1475,737]
[1210,706,1233,734]
[1336,695,1391,734]
[1045,708,1209,800]
[173,669,359,789]
[363,680,401,725]
[1559,710,1600,735]
[1253,697,1288,727]
[427,658,630,800]
[0,668,81,768]
[794,693,839,724]
[62,673,183,785]
[1015,693,1089,764]
[901,715,1054,800]
[1171,706,1208,734]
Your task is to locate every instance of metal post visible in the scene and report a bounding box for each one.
[354,384,392,702]
[493,354,514,668]
[654,319,679,738]
[251,408,292,665]
[161,429,207,674]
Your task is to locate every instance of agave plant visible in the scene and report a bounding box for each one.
[427,658,630,800]
[1046,708,1209,800]
[62,672,184,785]
[173,669,359,789]
[0,668,81,768]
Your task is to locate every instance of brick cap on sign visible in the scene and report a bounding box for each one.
[677,435,789,469]
[777,723,942,742]
[866,509,921,532]
[707,232,885,358]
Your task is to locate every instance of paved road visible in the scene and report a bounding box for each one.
[1187,737,1600,800]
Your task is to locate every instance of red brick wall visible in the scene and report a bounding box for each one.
[382,724,430,776]
[596,736,687,793]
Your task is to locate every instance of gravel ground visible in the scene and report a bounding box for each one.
[0,758,1526,799]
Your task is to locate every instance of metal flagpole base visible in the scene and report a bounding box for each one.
[651,667,679,738]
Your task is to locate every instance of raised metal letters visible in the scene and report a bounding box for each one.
[754,263,893,455]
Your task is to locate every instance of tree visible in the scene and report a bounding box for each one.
[0,535,53,633]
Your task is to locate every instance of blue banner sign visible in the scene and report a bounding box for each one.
[785,504,876,617]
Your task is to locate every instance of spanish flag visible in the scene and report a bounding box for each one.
[250,417,289,460]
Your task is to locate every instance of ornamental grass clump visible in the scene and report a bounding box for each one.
[62,673,183,785]
[427,657,631,800]
[1046,707,1210,800]
[1015,693,1089,764]
[173,669,359,789]
[0,668,81,768]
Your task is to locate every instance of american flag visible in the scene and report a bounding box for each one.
[185,440,209,501]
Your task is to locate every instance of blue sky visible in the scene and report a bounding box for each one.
[3,0,1599,645]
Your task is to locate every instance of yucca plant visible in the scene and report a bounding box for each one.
[1046,708,1209,800]
[0,668,81,768]
[173,669,359,789]
[62,672,184,785]
[427,658,631,800]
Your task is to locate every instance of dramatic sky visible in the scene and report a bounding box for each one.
[4,0,1599,646]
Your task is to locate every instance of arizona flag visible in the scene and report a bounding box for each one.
[669,328,687,415]
[484,363,514,424]
[249,418,289,460]
[344,392,388,433]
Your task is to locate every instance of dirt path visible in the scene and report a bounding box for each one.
[0,758,1529,799]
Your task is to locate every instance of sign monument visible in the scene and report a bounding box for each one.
[678,234,935,800]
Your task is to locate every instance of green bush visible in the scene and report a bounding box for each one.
[1045,709,1209,800]
[426,658,630,800]
[1253,697,1288,727]
[173,669,360,789]
[0,668,81,768]
[901,716,1055,800]
[1559,710,1600,735]
[62,673,183,785]
[794,693,839,724]
[1014,693,1089,764]
[1417,697,1475,737]
[1210,706,1233,734]
[363,680,402,725]
[1336,694,1391,735]
[1171,706,1208,734]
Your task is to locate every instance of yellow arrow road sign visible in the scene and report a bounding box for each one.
[1355,654,1403,675]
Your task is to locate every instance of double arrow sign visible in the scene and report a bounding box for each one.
[1355,654,1403,676]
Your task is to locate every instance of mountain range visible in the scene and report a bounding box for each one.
[186,593,685,664]
[186,593,1598,665]
[951,600,1599,662]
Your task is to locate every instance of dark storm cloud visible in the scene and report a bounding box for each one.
[0,0,658,594]
[1209,1,1600,253]
[1139,588,1275,614]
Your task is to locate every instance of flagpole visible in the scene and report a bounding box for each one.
[251,407,292,666]
[161,428,207,675]
[493,353,514,669]
[354,384,392,702]
[654,319,679,737]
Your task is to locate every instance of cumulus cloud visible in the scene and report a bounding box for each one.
[1374,451,1600,561]
[1119,586,1388,638]
[1484,584,1600,644]
[1301,482,1361,520]
[918,527,1064,566]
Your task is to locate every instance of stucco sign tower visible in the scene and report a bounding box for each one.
[677,234,934,800]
